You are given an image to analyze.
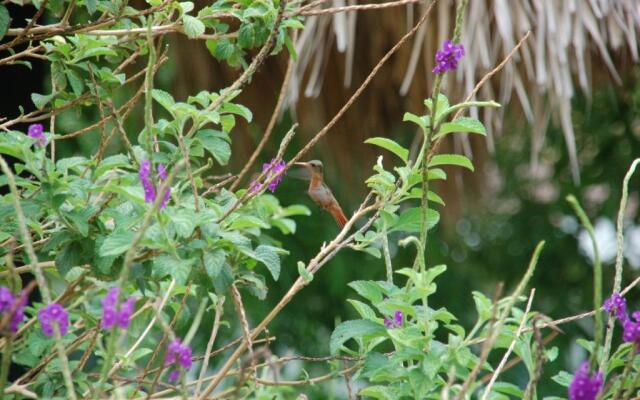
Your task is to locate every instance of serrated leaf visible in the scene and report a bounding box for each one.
[196,129,231,165]
[153,255,194,285]
[0,5,9,41]
[151,89,175,113]
[434,117,486,140]
[170,209,197,238]
[348,281,384,303]
[364,137,408,163]
[99,230,134,257]
[204,249,226,281]
[31,92,54,110]
[429,154,474,171]
[254,245,281,280]
[347,299,377,320]
[182,15,205,39]
[330,319,386,354]
[94,154,130,178]
[221,102,252,122]
[403,112,429,133]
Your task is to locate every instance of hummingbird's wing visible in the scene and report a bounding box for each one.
[288,165,313,181]
[311,184,348,228]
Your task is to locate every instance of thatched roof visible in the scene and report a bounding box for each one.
[172,0,639,188]
[287,0,639,182]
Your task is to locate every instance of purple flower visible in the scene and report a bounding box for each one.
[0,287,26,332]
[38,303,69,337]
[157,164,171,209]
[432,40,465,74]
[603,292,628,323]
[165,338,192,381]
[101,287,136,330]
[139,160,156,204]
[138,160,172,208]
[27,123,47,146]
[10,295,27,332]
[384,310,404,328]
[568,361,603,400]
[621,312,640,347]
[249,158,286,194]
[0,287,14,312]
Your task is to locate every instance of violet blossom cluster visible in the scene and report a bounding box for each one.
[432,40,465,74]
[165,338,193,381]
[27,123,47,146]
[101,287,136,330]
[139,160,171,208]
[568,361,603,400]
[384,310,403,329]
[38,303,69,337]
[0,286,26,332]
[249,159,286,193]
[604,292,640,348]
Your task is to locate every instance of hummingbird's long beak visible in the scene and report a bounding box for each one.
[290,162,313,180]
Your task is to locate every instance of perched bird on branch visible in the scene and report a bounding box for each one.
[293,160,348,228]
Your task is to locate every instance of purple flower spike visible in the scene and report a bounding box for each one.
[101,287,136,330]
[0,287,27,332]
[603,292,628,323]
[157,164,171,209]
[568,361,603,400]
[384,310,404,329]
[249,158,286,194]
[10,294,27,332]
[139,160,156,204]
[432,40,465,74]
[165,338,192,382]
[263,159,286,193]
[27,124,47,146]
[38,303,69,337]
[0,287,14,312]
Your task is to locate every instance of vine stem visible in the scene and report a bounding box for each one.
[0,155,77,399]
[602,158,640,369]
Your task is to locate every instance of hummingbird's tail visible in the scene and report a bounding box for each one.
[327,203,348,228]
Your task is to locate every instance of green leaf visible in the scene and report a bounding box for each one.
[0,5,10,41]
[31,93,55,110]
[151,89,175,113]
[298,261,313,283]
[348,281,384,303]
[238,23,256,48]
[254,245,281,280]
[182,15,205,39]
[330,319,386,354]
[402,112,429,132]
[65,69,84,96]
[358,386,397,400]
[206,38,234,61]
[196,129,231,165]
[429,154,474,171]
[347,299,377,320]
[94,154,130,178]
[99,230,135,257]
[153,255,194,285]
[434,117,486,140]
[169,209,197,238]
[390,207,439,233]
[220,102,252,122]
[364,137,409,163]
[204,249,226,281]
[56,241,87,277]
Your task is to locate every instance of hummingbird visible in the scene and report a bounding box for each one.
[293,160,348,228]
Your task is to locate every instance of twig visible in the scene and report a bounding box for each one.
[230,30,298,191]
[290,0,423,17]
[481,289,536,399]
[523,317,546,400]
[194,297,225,396]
